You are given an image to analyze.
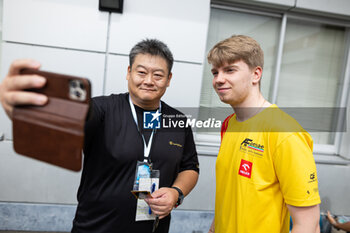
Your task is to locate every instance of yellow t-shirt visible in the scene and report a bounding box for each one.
[215,105,321,233]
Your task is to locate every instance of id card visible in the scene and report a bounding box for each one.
[132,161,151,191]
[133,166,160,221]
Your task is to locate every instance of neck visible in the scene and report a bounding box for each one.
[129,94,160,110]
[232,93,270,122]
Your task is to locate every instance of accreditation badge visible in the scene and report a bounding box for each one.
[131,162,160,221]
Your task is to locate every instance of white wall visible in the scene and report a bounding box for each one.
[0,141,80,204]
[2,0,109,52]
[108,0,209,64]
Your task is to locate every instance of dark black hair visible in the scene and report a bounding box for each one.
[129,39,174,74]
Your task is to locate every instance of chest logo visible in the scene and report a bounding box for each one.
[169,141,183,148]
[240,138,264,157]
[238,159,253,178]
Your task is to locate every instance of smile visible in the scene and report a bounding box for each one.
[140,88,157,91]
[217,87,230,92]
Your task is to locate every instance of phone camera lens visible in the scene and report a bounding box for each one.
[71,81,77,88]
[75,91,81,98]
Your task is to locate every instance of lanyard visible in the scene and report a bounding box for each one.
[129,95,161,162]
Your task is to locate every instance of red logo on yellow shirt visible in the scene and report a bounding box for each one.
[238,159,253,178]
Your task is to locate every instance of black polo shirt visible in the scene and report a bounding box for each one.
[72,93,199,233]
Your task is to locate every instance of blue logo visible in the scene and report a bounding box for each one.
[143,110,161,129]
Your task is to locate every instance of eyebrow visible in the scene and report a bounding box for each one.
[211,64,239,73]
[135,65,166,74]
[224,64,239,69]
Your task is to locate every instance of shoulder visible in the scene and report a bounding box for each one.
[92,92,128,104]
[223,113,235,127]
[160,101,193,133]
[92,93,129,109]
[259,106,313,152]
[160,101,189,123]
[161,101,184,116]
[262,105,306,133]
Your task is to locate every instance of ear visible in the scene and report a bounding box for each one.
[126,66,131,80]
[252,66,262,85]
[166,72,173,87]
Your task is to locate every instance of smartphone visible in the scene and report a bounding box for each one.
[12,68,91,171]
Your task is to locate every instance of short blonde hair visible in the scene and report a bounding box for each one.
[207,35,264,70]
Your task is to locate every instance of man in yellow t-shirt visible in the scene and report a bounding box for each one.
[207,35,321,233]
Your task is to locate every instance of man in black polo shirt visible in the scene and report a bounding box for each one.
[0,39,199,233]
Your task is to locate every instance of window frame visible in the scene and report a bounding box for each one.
[196,3,350,160]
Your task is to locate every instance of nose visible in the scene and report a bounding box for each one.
[143,74,154,85]
[214,72,226,85]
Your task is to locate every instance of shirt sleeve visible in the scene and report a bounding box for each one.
[221,114,234,141]
[179,126,200,173]
[273,132,321,207]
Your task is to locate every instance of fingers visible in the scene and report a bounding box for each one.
[145,188,178,217]
[150,187,178,199]
[150,188,167,198]
[8,59,41,76]
[4,90,48,106]
[150,206,171,220]
[0,59,47,118]
[1,75,48,111]
[6,74,46,91]
[147,199,169,213]
[1,91,47,118]
[0,60,46,119]
[146,201,170,217]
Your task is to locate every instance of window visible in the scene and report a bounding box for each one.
[277,19,347,145]
[198,5,350,155]
[200,8,280,108]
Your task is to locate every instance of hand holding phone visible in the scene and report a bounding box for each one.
[0,59,47,118]
[12,68,91,171]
